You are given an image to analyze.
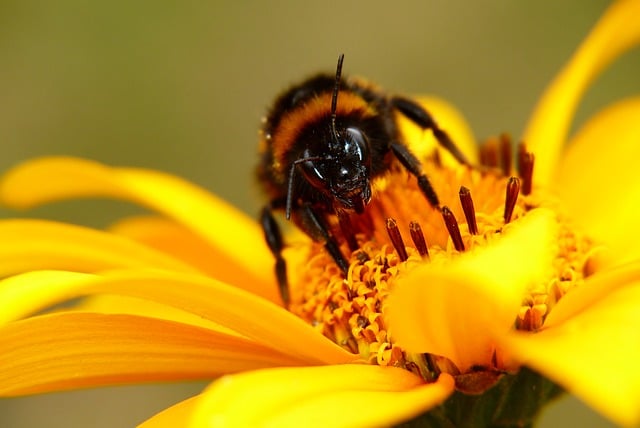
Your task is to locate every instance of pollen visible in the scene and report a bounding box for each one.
[287,139,596,379]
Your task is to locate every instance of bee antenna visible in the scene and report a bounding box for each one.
[330,53,345,142]
[286,156,325,220]
[285,162,297,220]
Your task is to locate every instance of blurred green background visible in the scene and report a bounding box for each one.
[1,0,637,426]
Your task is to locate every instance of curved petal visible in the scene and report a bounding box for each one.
[0,157,278,302]
[0,269,356,365]
[543,259,640,328]
[398,95,478,166]
[388,208,558,372]
[522,0,640,187]
[0,270,110,325]
[190,365,454,428]
[0,219,198,277]
[556,97,640,263]
[502,281,640,427]
[71,294,241,335]
[0,312,307,396]
[108,215,273,297]
[139,395,201,428]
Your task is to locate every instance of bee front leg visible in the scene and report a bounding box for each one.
[260,205,290,305]
[299,204,350,274]
[391,96,470,166]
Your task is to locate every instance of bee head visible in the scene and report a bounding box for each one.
[300,126,372,213]
[285,53,372,218]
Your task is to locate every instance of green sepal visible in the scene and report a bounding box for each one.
[399,367,564,428]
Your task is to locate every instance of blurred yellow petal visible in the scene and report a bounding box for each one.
[556,97,640,263]
[0,219,197,277]
[398,95,478,165]
[0,312,306,396]
[109,215,275,300]
[502,281,640,427]
[522,0,640,186]
[388,208,557,371]
[139,395,201,428]
[191,365,454,428]
[0,157,276,298]
[0,269,355,364]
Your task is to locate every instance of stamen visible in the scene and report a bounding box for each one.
[409,221,430,257]
[504,177,521,224]
[517,306,544,331]
[441,206,465,251]
[345,336,359,354]
[459,186,478,235]
[432,148,443,168]
[517,143,526,174]
[356,314,369,328]
[479,137,499,168]
[499,133,512,176]
[517,143,535,195]
[337,210,359,251]
[386,218,408,261]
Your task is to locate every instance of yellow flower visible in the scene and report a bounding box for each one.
[1,1,640,427]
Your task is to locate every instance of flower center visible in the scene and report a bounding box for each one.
[287,138,596,380]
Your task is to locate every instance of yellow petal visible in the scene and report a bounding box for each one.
[556,97,640,263]
[388,208,557,372]
[0,269,356,364]
[69,294,240,335]
[109,215,275,299]
[0,219,197,277]
[543,259,640,328]
[0,312,307,396]
[0,270,105,325]
[0,157,276,299]
[398,95,478,166]
[522,0,640,187]
[138,395,201,428]
[190,365,454,428]
[502,281,640,427]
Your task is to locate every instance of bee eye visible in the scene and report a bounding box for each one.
[345,127,371,166]
[301,157,327,189]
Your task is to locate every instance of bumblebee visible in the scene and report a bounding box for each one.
[257,54,468,304]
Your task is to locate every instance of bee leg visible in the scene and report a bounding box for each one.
[260,206,290,305]
[337,209,359,252]
[391,96,470,166]
[300,204,350,273]
[390,141,440,208]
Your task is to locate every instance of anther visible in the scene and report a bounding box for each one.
[409,221,430,257]
[499,133,513,176]
[518,306,543,331]
[386,218,408,262]
[432,149,443,168]
[441,206,465,251]
[356,314,370,328]
[459,187,478,235]
[517,143,535,195]
[504,177,521,224]
[479,137,499,169]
